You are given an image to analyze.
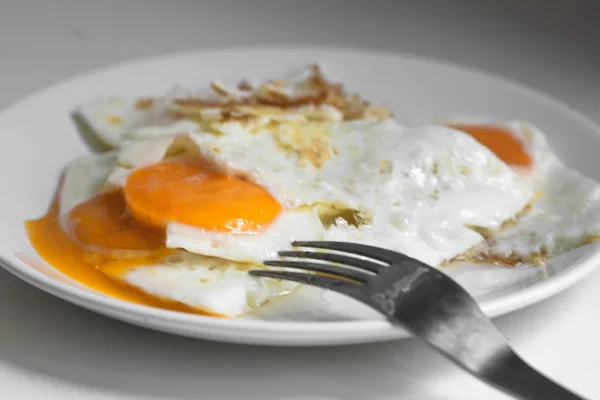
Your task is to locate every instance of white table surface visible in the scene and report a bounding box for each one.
[1,1,599,399]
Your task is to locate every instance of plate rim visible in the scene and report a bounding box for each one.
[2,45,600,343]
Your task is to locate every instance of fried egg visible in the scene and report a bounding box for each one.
[30,151,300,317]
[445,119,600,265]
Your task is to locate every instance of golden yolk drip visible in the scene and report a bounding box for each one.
[25,187,219,316]
[69,191,164,251]
[448,124,532,167]
[65,190,174,277]
[124,159,282,233]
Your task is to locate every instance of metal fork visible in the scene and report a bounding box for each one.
[249,241,586,400]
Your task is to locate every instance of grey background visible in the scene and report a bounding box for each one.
[2,0,600,120]
[0,1,599,399]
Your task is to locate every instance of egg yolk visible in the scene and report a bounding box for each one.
[448,124,532,168]
[69,191,164,251]
[124,159,282,233]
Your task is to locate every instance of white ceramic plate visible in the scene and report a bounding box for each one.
[1,47,600,346]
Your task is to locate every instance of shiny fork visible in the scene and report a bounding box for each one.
[249,241,586,400]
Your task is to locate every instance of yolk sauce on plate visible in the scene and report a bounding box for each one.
[25,157,283,314]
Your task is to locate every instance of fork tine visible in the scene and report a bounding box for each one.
[292,241,422,266]
[249,270,363,294]
[263,259,369,283]
[278,250,383,273]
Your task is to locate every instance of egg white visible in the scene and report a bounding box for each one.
[59,151,117,216]
[74,97,177,149]
[167,208,324,263]
[121,252,298,317]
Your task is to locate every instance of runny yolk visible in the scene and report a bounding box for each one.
[25,188,208,314]
[124,159,282,233]
[448,124,532,168]
[69,191,164,251]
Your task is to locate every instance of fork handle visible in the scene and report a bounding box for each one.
[481,351,587,400]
